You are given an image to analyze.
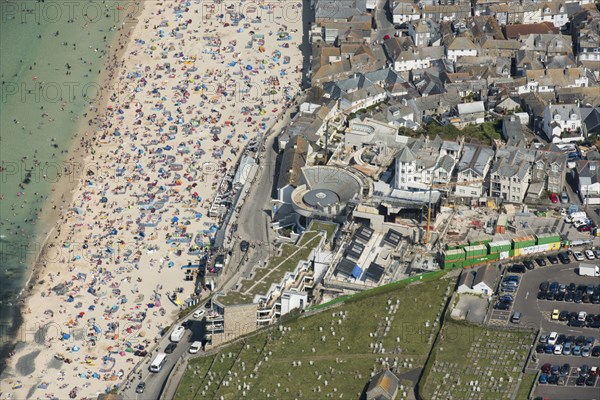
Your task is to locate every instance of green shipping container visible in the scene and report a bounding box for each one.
[443,260,464,269]
[536,233,561,245]
[444,248,466,261]
[487,240,512,253]
[512,236,536,249]
[464,244,487,257]
[469,238,492,246]
[486,252,500,261]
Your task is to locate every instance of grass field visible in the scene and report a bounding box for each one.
[174,273,456,400]
[514,372,536,400]
[420,320,535,400]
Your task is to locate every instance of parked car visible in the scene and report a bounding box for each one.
[592,346,600,357]
[559,311,569,321]
[577,224,594,232]
[554,344,564,355]
[508,264,526,273]
[586,375,597,386]
[189,341,202,354]
[523,260,535,270]
[573,251,585,261]
[560,363,571,375]
[192,309,205,319]
[548,332,559,345]
[582,346,591,357]
[240,240,249,252]
[569,320,586,328]
[550,193,559,203]
[539,281,550,292]
[562,342,573,355]
[535,258,547,267]
[541,363,552,374]
[560,192,569,203]
[584,249,596,259]
[557,252,571,264]
[551,309,560,320]
[136,382,146,394]
[494,301,511,310]
[539,373,549,384]
[536,344,546,353]
[165,342,178,354]
[547,255,559,264]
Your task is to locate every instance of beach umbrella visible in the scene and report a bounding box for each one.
[62,333,71,340]
[246,65,253,70]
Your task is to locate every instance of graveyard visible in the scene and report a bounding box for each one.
[174,272,455,399]
[419,320,535,399]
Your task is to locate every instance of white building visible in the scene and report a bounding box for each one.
[455,144,494,198]
[542,104,584,143]
[446,37,479,62]
[456,264,499,296]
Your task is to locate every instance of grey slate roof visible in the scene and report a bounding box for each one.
[458,144,494,177]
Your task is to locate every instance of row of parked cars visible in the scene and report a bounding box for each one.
[494,275,521,309]
[506,250,598,273]
[536,332,600,357]
[538,281,600,304]
[550,309,600,328]
[539,363,598,386]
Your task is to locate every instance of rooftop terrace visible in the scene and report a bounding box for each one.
[217,227,329,306]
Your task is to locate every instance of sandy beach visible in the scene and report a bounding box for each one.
[1,0,303,398]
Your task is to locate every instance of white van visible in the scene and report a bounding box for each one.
[566,212,587,223]
[149,353,167,373]
[170,325,185,342]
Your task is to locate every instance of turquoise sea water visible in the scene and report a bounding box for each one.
[0,0,129,361]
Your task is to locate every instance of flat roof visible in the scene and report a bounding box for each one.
[356,224,374,242]
[365,262,385,282]
[383,229,402,246]
[345,241,365,260]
